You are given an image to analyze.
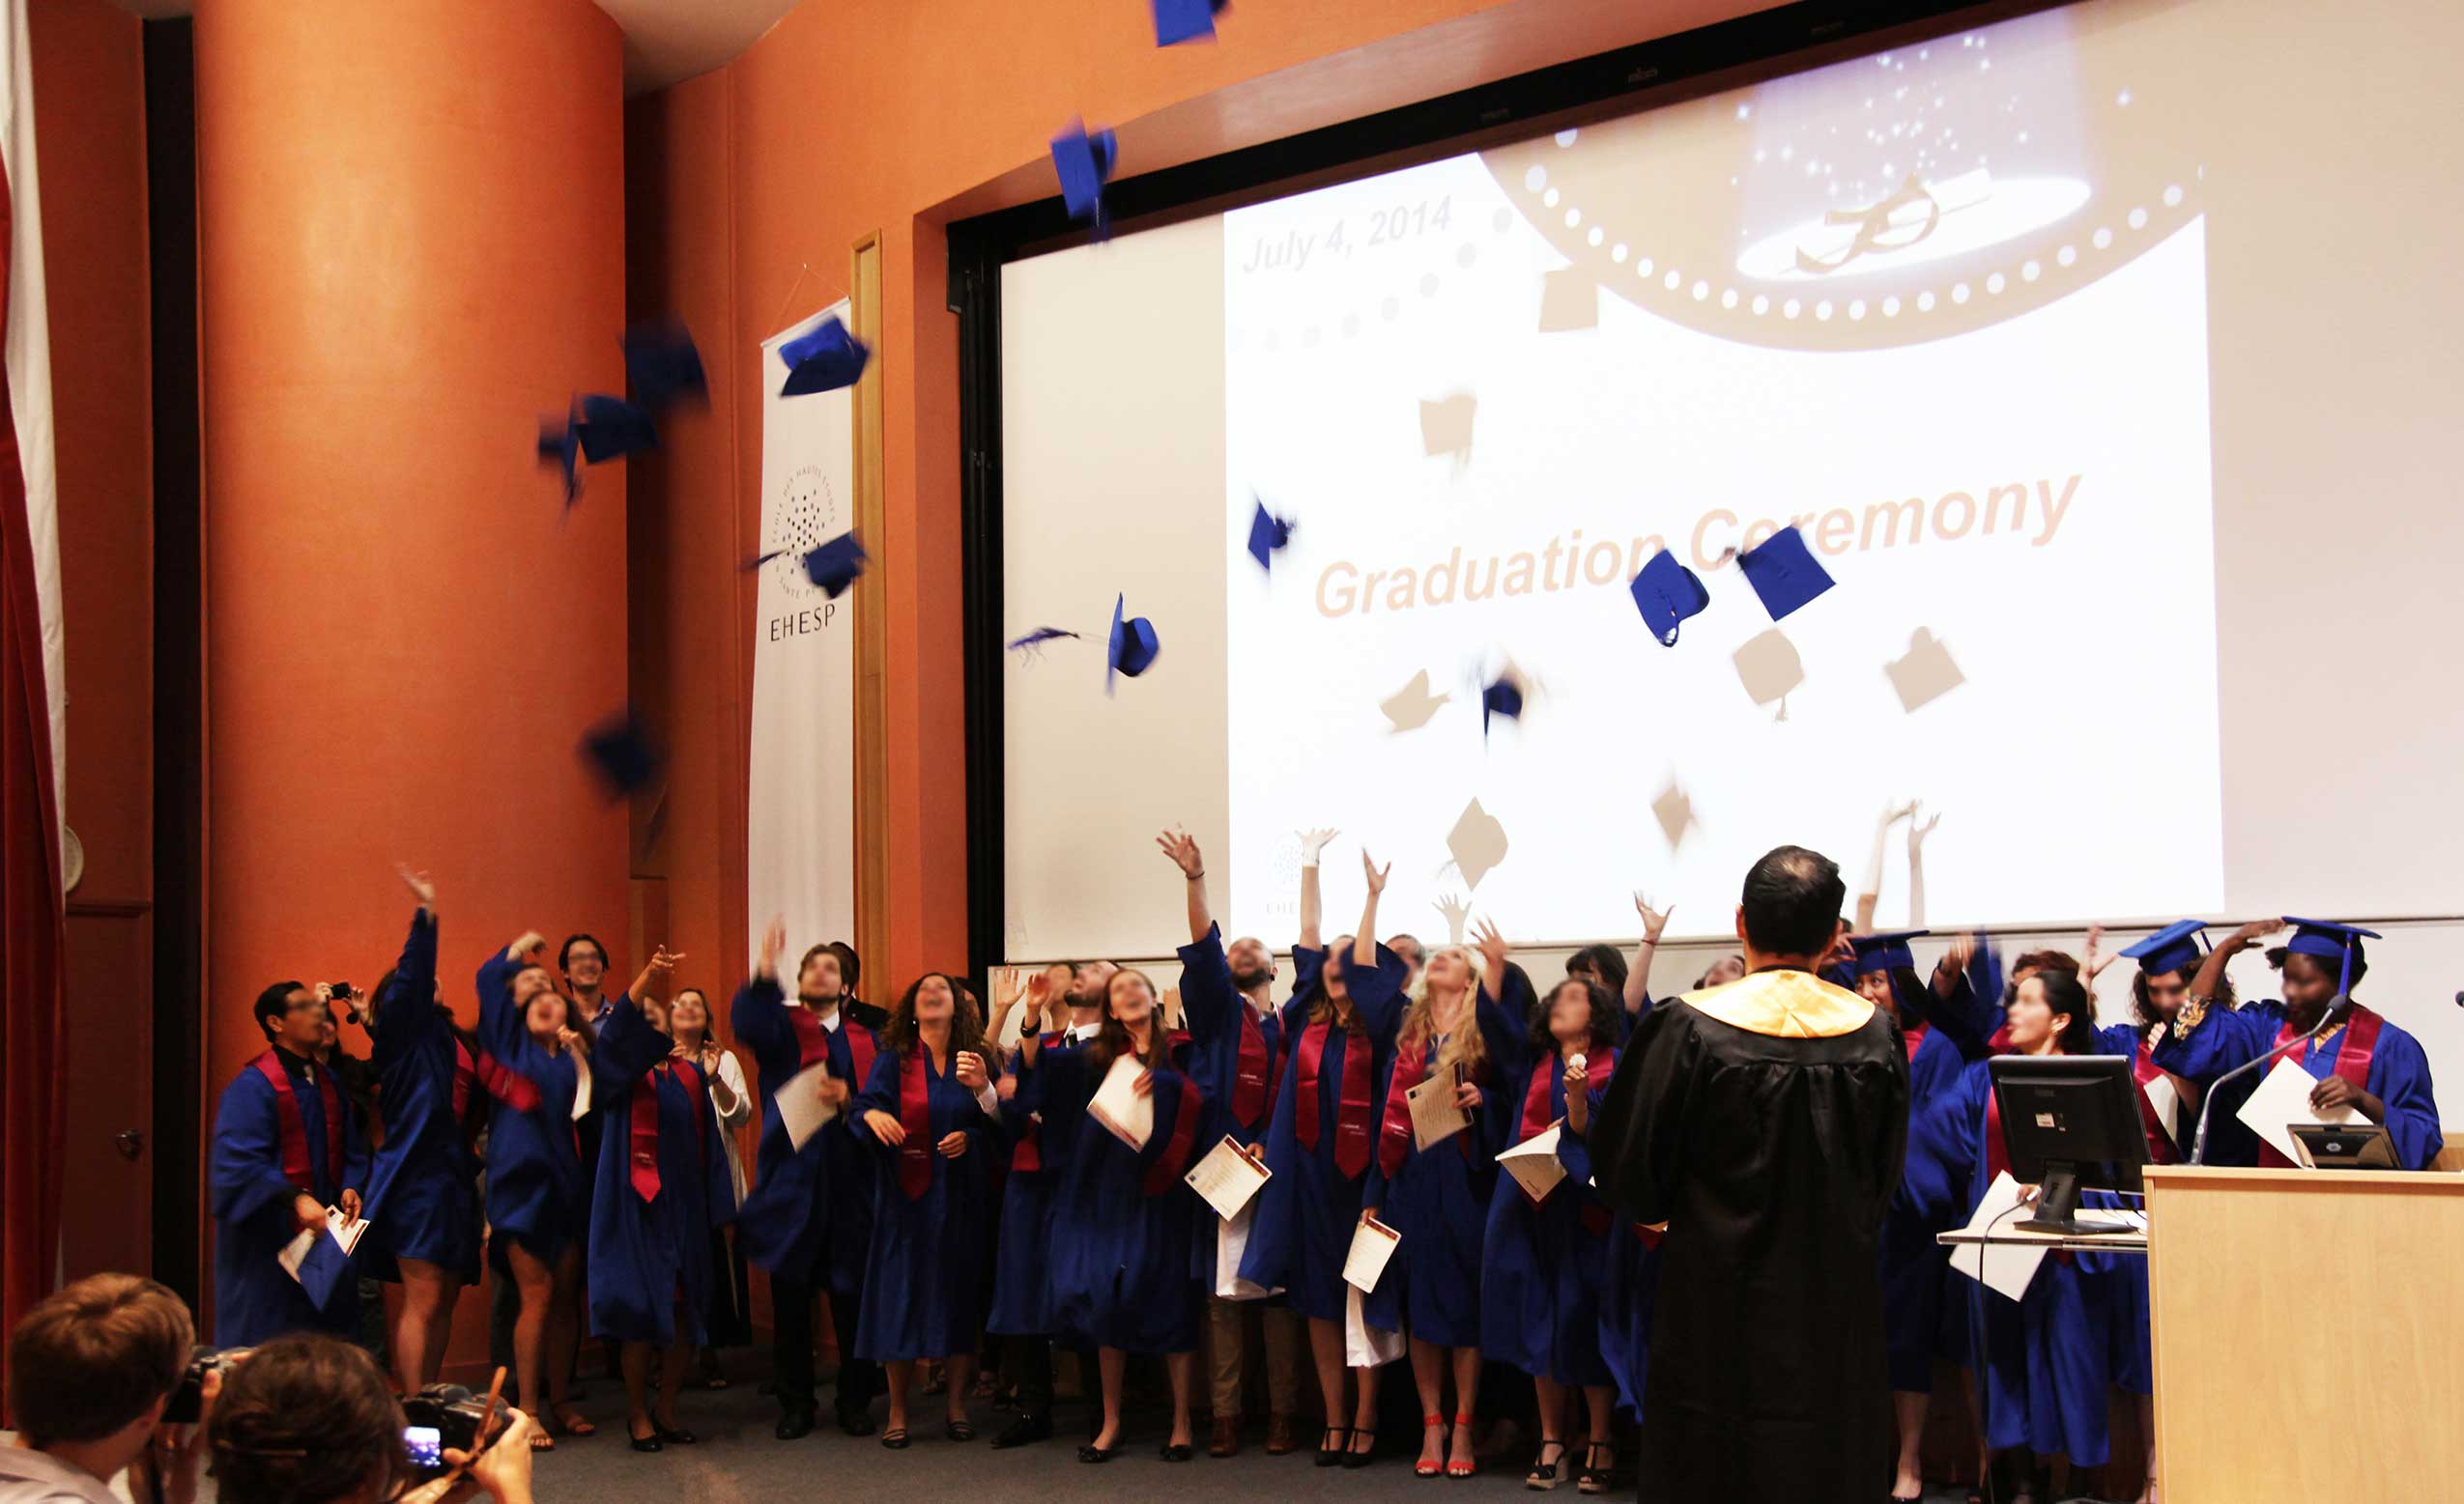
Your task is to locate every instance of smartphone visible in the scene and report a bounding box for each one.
[404,1426,443,1470]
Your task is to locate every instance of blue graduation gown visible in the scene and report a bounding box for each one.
[1479,1045,1616,1386]
[1359,974,1526,1348]
[848,1046,992,1360]
[1237,942,1410,1322]
[2152,1001,2444,1171]
[586,996,734,1346]
[1880,973,1999,1393]
[1028,1040,1205,1353]
[731,979,830,1279]
[1916,1061,2112,1465]
[474,951,596,1265]
[210,1045,370,1346]
[987,1028,1089,1336]
[360,910,481,1284]
[1176,926,1291,1291]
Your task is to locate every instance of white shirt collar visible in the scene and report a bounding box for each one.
[804,1002,843,1033]
[0,1446,123,1504]
[1066,1019,1101,1042]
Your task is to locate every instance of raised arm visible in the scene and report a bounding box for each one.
[476,932,547,1066]
[1296,828,1336,949]
[625,944,686,1013]
[2189,919,2279,1012]
[731,917,794,1068]
[1353,847,1387,972]
[1160,828,1214,944]
[1472,918,1532,1083]
[1905,805,1937,928]
[1855,800,1914,933]
[374,866,442,1059]
[1627,894,1672,1016]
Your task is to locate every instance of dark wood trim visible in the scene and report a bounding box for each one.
[850,234,891,985]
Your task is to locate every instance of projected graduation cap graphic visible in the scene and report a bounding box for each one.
[1005,594,1160,695]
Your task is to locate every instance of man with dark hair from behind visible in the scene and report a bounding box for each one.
[1,1274,201,1503]
[1590,844,1910,1503]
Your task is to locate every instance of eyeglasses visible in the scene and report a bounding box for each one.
[284,998,329,1014]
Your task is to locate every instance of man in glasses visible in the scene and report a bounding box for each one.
[208,980,371,1346]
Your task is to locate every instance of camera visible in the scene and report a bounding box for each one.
[162,1346,239,1424]
[400,1385,501,1480]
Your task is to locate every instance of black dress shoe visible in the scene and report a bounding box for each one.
[837,1404,876,1437]
[628,1430,663,1454]
[992,1412,1053,1449]
[1076,1441,1120,1463]
[775,1407,817,1440]
[1160,1441,1193,1462]
[654,1423,698,1445]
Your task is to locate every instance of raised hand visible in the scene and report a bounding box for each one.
[1451,1078,1483,1111]
[1635,892,1673,943]
[1878,798,1919,830]
[1434,892,1471,944]
[397,863,437,909]
[2083,924,2122,979]
[954,1049,988,1090]
[1473,916,1508,980]
[1298,828,1338,865]
[756,917,787,979]
[863,1108,905,1146]
[1156,828,1205,879]
[508,931,548,966]
[1361,848,1390,895]
[1907,803,1941,855]
[998,969,1027,1009]
[2228,918,2287,949]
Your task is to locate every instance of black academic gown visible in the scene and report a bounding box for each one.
[1590,967,1908,1504]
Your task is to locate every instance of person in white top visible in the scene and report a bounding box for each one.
[1,1274,208,1504]
[669,986,754,1387]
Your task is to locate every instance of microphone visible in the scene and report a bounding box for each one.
[2187,994,2346,1165]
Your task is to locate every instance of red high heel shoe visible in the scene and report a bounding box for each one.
[1447,1413,1478,1479]
[1417,1415,1447,1478]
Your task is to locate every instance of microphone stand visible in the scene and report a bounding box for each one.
[2187,996,2345,1165]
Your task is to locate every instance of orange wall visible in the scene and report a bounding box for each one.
[191,0,630,1360]
[625,0,1776,1007]
[31,0,157,1282]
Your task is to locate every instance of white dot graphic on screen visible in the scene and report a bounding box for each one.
[1564,208,1582,228]
[1492,208,1511,233]
[1691,280,1708,301]
[1636,258,1653,277]
[1735,103,1752,121]
[2117,87,2134,106]
[1419,273,1439,298]
[1882,296,1900,317]
[2163,184,2184,208]
[2093,227,2113,249]
[1815,299,1833,321]
[1556,128,1579,148]
[1586,227,1603,247]
[2022,260,2041,282]
[1303,326,1320,347]
[1752,294,1769,315]
[1457,243,1476,268]
[1848,299,1866,321]
[1664,270,1681,291]
[1381,297,1399,321]
[1341,313,1359,337]
[1720,288,1737,309]
[2058,244,2077,267]
[1611,243,1627,264]
[1784,298,1801,319]
[1952,283,1970,304]
[1543,188,1561,209]
[1524,165,1548,192]
[1986,272,2005,294]
[2128,207,2148,230]
[1917,291,1935,312]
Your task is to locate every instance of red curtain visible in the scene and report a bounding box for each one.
[0,148,68,1422]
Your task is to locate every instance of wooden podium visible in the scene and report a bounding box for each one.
[2145,1165,2464,1499]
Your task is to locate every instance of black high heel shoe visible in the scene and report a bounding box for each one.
[1076,1440,1121,1463]
[1160,1439,1194,1462]
[1315,1426,1354,1467]
[1575,1441,1614,1494]
[653,1421,698,1446]
[1342,1428,1379,1470]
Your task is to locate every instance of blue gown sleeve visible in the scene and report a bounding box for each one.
[1924,965,2002,1063]
[342,1084,370,1194]
[847,1049,903,1151]
[2151,1003,2278,1083]
[1021,1045,1093,1125]
[1348,943,1412,1046]
[1282,947,1327,1034]
[210,1071,299,1229]
[475,951,528,1066]
[1557,1065,1614,1185]
[1903,1064,1988,1225]
[372,909,441,1065]
[1476,975,1532,1087]
[2365,1027,2445,1171]
[1176,925,1236,1049]
[590,992,675,1092]
[730,977,794,1079]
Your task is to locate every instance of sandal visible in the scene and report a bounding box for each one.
[1418,1414,1448,1478]
[1315,1426,1353,1468]
[551,1406,596,1438]
[1526,1439,1569,1490]
[1447,1413,1478,1479]
[1576,1441,1614,1494]
[880,1427,912,1450]
[945,1418,976,1442]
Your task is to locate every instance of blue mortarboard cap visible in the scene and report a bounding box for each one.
[536,416,580,502]
[1848,929,1929,976]
[1246,499,1293,572]
[1819,959,1856,990]
[2119,920,2210,978]
[1480,674,1524,738]
[1151,0,1229,45]
[1735,525,1836,621]
[578,709,665,799]
[1050,118,1119,232]
[1628,549,1710,646]
[1106,593,1160,693]
[779,316,872,397]
[291,1230,356,1312]
[572,394,657,464]
[2283,918,2379,996]
[621,320,707,411]
[802,531,867,598]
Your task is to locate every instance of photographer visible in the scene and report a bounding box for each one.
[1,1274,208,1504]
[208,1334,538,1504]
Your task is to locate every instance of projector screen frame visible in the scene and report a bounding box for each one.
[948,0,2068,976]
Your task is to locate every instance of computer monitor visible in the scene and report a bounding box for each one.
[1989,1054,2148,1235]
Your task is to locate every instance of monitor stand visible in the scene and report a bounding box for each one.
[2014,1164,2133,1236]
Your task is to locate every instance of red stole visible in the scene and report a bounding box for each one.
[451,1037,475,1121]
[2256,1006,2385,1168]
[253,1051,343,1194]
[1377,1041,1471,1178]
[1141,1072,1206,1195]
[897,1049,936,1200]
[629,1059,708,1203]
[1232,1007,1274,1131]
[1011,1031,1066,1173]
[845,1023,879,1095]
[1294,1014,1374,1180]
[787,1007,832,1069]
[1903,1018,1931,1064]
[473,1049,541,1113]
[1519,1048,1615,1227]
[2131,1036,2181,1167]
[1632,1222,1664,1250]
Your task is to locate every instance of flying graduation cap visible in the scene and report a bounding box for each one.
[1735,524,1837,621]
[1050,118,1120,236]
[1629,549,1710,646]
[749,531,869,598]
[621,320,707,411]
[779,315,872,397]
[2119,920,2212,979]
[1108,593,1160,693]
[578,708,666,800]
[1480,671,1525,739]
[1150,0,1229,45]
[1246,498,1294,573]
[536,394,656,507]
[2282,918,2379,1001]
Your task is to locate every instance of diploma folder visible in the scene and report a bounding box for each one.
[1185,1135,1273,1220]
[1497,1120,1566,1202]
